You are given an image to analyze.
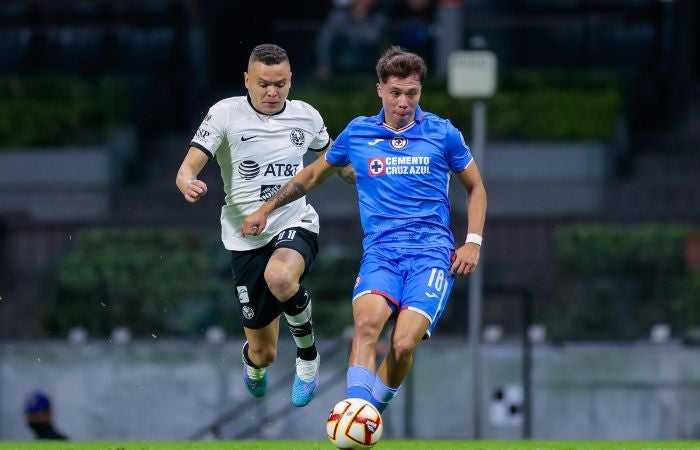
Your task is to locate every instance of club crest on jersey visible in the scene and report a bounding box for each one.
[368,158,386,176]
[391,136,407,150]
[238,160,260,180]
[290,128,305,147]
[242,306,254,320]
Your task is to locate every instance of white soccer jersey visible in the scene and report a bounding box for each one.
[190,96,330,251]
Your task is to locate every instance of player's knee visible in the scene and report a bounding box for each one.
[390,336,417,362]
[354,315,383,342]
[264,267,298,299]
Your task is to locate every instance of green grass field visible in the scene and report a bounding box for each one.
[1,441,700,450]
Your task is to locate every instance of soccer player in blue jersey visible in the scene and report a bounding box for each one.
[242,45,487,413]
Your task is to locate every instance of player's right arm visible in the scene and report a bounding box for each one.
[241,157,340,236]
[176,147,209,203]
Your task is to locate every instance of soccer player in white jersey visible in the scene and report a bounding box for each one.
[176,43,353,407]
[242,46,487,414]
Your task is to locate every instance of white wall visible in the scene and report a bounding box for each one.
[2,339,699,441]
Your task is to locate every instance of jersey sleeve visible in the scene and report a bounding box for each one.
[445,120,473,172]
[189,103,228,158]
[324,127,350,167]
[304,102,331,152]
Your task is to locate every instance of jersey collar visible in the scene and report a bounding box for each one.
[246,94,287,116]
[376,105,425,131]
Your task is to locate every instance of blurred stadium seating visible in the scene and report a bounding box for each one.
[0,0,699,340]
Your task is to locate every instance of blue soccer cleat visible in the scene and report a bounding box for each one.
[291,354,320,407]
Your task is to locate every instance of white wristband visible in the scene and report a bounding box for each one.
[466,233,483,246]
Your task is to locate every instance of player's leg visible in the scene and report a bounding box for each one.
[265,248,314,360]
[347,293,393,403]
[372,247,455,412]
[373,310,430,412]
[264,227,320,407]
[231,245,282,398]
[347,247,401,404]
[241,319,280,397]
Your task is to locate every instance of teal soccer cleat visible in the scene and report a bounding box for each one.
[241,345,267,398]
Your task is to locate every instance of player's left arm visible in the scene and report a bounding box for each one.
[451,162,487,277]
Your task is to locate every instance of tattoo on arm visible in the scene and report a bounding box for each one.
[338,165,356,184]
[271,182,307,209]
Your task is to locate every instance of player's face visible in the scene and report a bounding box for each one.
[244,60,292,115]
[377,74,422,129]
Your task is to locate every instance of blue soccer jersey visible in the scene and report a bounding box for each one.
[325,106,473,250]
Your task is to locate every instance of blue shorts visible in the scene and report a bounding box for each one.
[352,246,455,338]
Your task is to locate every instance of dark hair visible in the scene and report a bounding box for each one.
[249,44,289,66]
[375,45,427,84]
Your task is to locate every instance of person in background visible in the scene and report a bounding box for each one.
[25,391,68,440]
[389,0,436,69]
[242,46,487,414]
[314,0,387,80]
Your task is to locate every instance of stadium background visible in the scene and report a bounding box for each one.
[1,0,700,442]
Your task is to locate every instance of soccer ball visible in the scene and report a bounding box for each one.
[326,398,383,449]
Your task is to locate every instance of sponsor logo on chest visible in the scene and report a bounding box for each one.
[367,156,431,177]
[237,161,300,180]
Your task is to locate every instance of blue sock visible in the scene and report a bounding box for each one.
[371,375,400,413]
[346,365,374,402]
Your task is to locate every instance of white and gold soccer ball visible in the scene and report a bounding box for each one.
[326,397,383,449]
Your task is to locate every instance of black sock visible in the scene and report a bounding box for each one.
[242,341,260,368]
[297,344,317,361]
[279,287,317,361]
[279,286,310,316]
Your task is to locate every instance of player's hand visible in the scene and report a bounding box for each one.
[184,179,208,203]
[241,209,268,237]
[449,243,481,277]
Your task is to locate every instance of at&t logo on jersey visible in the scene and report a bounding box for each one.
[367,156,431,176]
[238,161,300,180]
[238,160,261,180]
[264,163,299,177]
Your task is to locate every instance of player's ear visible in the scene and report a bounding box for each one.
[244,72,249,90]
[376,83,381,98]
